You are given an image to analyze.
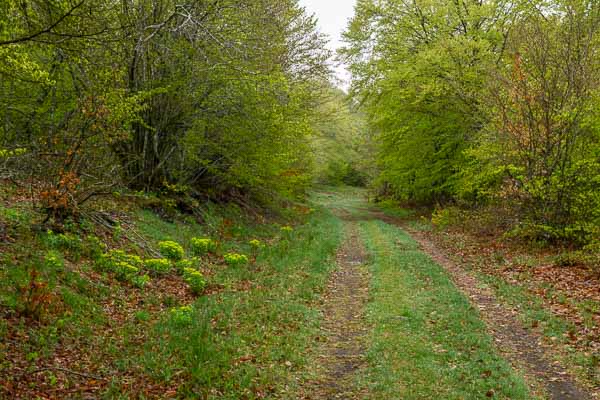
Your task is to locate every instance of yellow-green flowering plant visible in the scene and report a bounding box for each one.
[183,267,207,294]
[131,274,151,289]
[97,249,144,283]
[190,237,217,256]
[114,262,139,281]
[0,148,26,158]
[170,305,194,326]
[144,258,171,275]
[223,253,249,267]
[158,241,184,261]
[174,258,197,274]
[99,249,143,270]
[44,250,64,269]
[249,239,263,249]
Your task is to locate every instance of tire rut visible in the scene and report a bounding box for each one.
[303,222,370,400]
[372,210,595,400]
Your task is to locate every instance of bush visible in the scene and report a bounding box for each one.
[190,237,217,256]
[174,258,197,275]
[45,230,82,253]
[144,258,171,275]
[114,262,139,281]
[44,250,64,270]
[131,274,151,289]
[223,253,249,267]
[158,241,184,261]
[97,249,144,283]
[249,239,264,249]
[431,207,462,229]
[182,267,206,294]
[170,305,194,326]
[85,235,107,260]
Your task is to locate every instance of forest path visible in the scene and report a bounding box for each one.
[307,187,594,400]
[302,221,370,399]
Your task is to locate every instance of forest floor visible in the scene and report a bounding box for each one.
[309,187,597,400]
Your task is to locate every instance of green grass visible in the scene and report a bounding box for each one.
[374,197,600,389]
[357,220,535,400]
[123,208,342,398]
[373,198,415,219]
[1,190,344,398]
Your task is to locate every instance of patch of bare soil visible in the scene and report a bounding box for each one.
[302,222,370,400]
[401,223,596,400]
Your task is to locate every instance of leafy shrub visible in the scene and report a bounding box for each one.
[114,262,139,281]
[44,251,64,270]
[280,226,294,233]
[99,250,143,270]
[85,235,106,260]
[45,230,82,253]
[144,258,171,275]
[182,267,206,294]
[174,258,197,275]
[158,241,184,261]
[431,207,461,229]
[249,239,264,249]
[223,253,249,267]
[131,274,151,289]
[170,305,194,326]
[97,250,144,283]
[190,237,217,256]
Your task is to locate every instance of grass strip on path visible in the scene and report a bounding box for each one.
[358,220,536,400]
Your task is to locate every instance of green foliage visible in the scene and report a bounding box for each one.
[311,88,373,187]
[174,259,197,275]
[158,241,184,261]
[84,235,106,260]
[1,0,331,215]
[44,230,82,254]
[169,306,194,326]
[131,274,151,289]
[43,251,64,270]
[144,259,171,276]
[97,250,144,283]
[190,238,217,256]
[343,0,600,245]
[182,268,207,295]
[223,253,249,268]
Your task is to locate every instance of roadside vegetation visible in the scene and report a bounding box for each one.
[0,181,343,398]
[358,220,535,399]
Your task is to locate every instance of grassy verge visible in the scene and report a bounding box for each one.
[357,220,535,400]
[0,183,343,398]
[124,208,342,398]
[374,201,599,390]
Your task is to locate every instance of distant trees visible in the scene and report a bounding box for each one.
[312,87,373,186]
[0,0,331,218]
[342,0,600,243]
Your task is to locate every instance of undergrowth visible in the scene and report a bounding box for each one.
[0,184,343,398]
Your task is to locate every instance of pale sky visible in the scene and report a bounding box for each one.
[298,0,357,89]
